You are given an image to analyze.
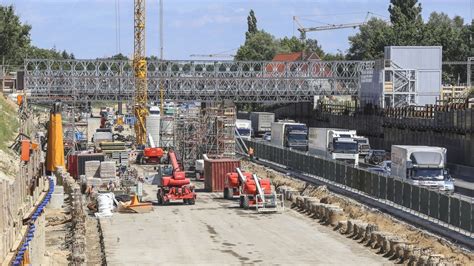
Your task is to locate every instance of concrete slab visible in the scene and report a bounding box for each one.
[100,184,388,265]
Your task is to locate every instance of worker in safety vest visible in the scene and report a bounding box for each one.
[248,147,254,161]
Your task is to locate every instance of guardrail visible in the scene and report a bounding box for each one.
[244,140,474,237]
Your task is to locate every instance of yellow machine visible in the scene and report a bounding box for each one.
[133,0,148,146]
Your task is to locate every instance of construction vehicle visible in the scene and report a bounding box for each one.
[223,171,253,199]
[156,149,196,205]
[230,168,283,212]
[137,134,164,164]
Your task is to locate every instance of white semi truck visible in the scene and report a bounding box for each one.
[235,119,252,140]
[271,122,308,151]
[308,128,359,166]
[391,145,454,192]
[250,112,275,137]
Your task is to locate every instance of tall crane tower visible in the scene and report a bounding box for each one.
[134,0,148,145]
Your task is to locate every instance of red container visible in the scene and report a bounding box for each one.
[67,153,78,178]
[204,158,240,192]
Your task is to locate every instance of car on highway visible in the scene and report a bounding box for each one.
[263,132,271,141]
[381,160,391,175]
[366,167,388,176]
[364,149,387,165]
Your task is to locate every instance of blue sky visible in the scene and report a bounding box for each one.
[1,0,472,59]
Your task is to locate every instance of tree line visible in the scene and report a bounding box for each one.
[1,5,75,70]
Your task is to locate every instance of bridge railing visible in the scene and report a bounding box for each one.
[244,139,474,236]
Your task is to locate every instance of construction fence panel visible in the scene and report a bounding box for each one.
[449,197,460,228]
[460,200,472,232]
[402,182,411,209]
[316,157,324,177]
[379,175,387,200]
[387,177,394,202]
[370,173,379,198]
[429,190,440,220]
[438,194,449,224]
[328,160,336,181]
[420,188,430,216]
[394,179,403,205]
[411,185,420,212]
[345,166,353,188]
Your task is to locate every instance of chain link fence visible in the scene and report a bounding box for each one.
[245,140,474,236]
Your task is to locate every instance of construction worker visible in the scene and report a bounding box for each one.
[248,147,254,161]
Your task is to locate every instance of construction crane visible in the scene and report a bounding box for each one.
[293,12,388,40]
[133,0,148,146]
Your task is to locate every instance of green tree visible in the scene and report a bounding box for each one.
[279,36,305,53]
[347,18,393,60]
[235,31,280,61]
[388,0,424,45]
[0,5,32,66]
[423,13,471,84]
[246,10,258,39]
[304,39,325,58]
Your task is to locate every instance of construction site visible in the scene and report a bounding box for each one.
[0,0,474,265]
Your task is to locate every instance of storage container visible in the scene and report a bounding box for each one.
[204,158,240,192]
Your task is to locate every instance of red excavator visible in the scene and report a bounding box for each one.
[156,149,196,205]
[225,167,283,212]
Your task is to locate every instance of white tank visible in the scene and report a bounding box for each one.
[146,115,161,147]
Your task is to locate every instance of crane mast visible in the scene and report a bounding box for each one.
[134,0,148,145]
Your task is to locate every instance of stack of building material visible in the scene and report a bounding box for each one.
[93,132,113,144]
[85,161,101,178]
[100,161,116,178]
[100,141,126,151]
[112,151,129,163]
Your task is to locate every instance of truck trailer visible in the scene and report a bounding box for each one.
[271,122,308,151]
[308,128,359,166]
[391,145,454,192]
[250,112,275,137]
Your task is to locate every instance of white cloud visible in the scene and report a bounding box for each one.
[172,14,245,29]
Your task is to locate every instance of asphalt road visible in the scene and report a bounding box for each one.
[100,182,388,265]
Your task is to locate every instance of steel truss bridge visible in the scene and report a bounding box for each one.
[25,59,375,103]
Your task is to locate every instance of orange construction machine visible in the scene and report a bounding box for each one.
[137,134,164,164]
[225,168,283,212]
[156,150,196,205]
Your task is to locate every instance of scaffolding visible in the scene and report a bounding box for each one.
[174,107,201,170]
[216,107,236,158]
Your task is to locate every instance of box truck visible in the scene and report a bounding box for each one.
[250,112,275,137]
[271,122,308,151]
[235,119,252,140]
[391,145,454,192]
[308,128,359,166]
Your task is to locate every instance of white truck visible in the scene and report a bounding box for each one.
[235,119,252,140]
[308,128,359,166]
[391,145,454,192]
[250,112,275,137]
[271,122,308,151]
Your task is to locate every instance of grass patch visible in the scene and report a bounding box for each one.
[0,96,19,152]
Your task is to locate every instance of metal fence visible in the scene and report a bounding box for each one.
[245,140,474,236]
